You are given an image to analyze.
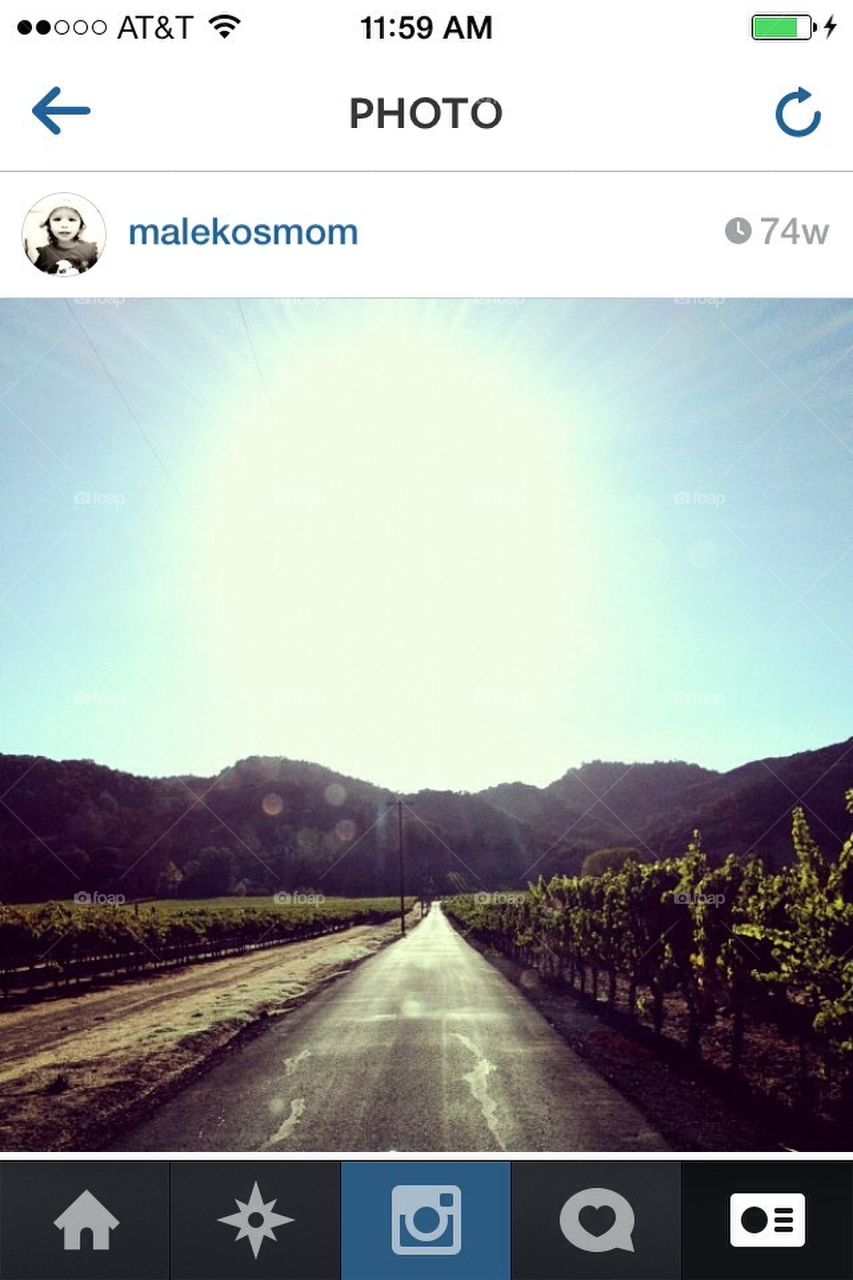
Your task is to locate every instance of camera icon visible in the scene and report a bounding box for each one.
[73,890,92,904]
[391,1184,462,1256]
[273,891,292,905]
[674,891,692,905]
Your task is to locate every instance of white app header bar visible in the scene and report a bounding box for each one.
[2,172,849,298]
[0,1,847,172]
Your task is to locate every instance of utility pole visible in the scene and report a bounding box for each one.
[397,798,406,936]
[386,797,406,936]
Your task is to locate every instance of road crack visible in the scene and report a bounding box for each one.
[261,1096,306,1149]
[452,1031,504,1149]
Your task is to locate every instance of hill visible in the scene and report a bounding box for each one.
[0,739,850,902]
[483,740,853,877]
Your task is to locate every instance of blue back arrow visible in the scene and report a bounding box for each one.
[776,86,821,137]
[33,87,92,135]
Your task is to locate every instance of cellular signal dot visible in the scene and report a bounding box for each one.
[17,19,33,33]
[36,18,51,33]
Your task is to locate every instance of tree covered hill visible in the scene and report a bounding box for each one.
[0,739,850,902]
[483,739,853,877]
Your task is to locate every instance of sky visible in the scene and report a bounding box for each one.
[0,298,851,792]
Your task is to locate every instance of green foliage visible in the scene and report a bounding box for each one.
[0,896,411,997]
[445,793,853,1107]
[580,846,645,877]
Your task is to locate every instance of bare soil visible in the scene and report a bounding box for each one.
[0,915,409,1151]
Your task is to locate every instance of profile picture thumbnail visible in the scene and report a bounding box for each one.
[22,192,105,277]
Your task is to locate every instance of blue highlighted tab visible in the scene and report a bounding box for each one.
[342,1161,510,1280]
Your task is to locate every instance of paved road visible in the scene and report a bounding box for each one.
[121,904,667,1151]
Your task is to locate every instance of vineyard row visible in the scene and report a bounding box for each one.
[444,792,853,1118]
[0,897,412,998]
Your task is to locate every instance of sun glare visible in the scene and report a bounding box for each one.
[188,304,589,787]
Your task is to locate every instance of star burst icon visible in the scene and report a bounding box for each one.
[217,1181,294,1259]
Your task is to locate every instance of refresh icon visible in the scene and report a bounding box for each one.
[776,86,822,136]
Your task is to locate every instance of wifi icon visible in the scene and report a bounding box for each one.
[209,13,241,37]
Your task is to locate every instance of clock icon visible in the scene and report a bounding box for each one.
[725,217,752,244]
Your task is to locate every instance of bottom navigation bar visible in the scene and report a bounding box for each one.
[0,1161,850,1280]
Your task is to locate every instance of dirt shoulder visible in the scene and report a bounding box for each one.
[0,914,412,1151]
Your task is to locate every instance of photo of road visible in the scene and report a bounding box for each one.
[119,905,666,1152]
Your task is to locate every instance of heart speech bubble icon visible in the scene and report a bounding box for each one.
[559,1188,636,1253]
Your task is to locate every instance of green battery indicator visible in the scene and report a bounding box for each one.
[752,13,816,39]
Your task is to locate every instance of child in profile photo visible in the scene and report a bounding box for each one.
[33,206,99,276]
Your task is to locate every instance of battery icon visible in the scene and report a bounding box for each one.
[752,14,816,38]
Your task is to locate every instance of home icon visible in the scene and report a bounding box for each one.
[54,1190,119,1251]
